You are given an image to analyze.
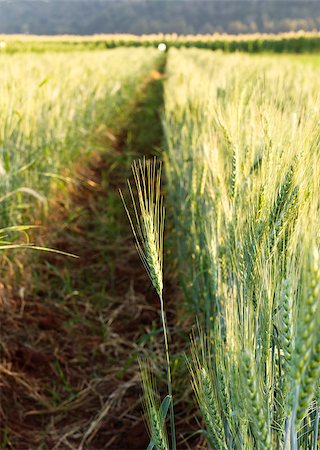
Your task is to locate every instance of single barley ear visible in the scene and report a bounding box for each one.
[200,367,227,450]
[216,360,232,422]
[230,147,237,199]
[140,361,169,450]
[188,335,227,450]
[281,279,294,368]
[120,157,164,297]
[295,340,320,424]
[242,353,272,450]
[269,185,299,253]
[268,163,295,233]
[291,250,320,387]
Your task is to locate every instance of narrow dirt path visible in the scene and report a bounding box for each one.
[1,61,169,450]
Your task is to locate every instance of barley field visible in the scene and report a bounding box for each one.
[0,38,319,450]
[0,48,158,229]
[161,49,320,449]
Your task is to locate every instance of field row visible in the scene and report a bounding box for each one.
[161,49,320,449]
[1,31,320,53]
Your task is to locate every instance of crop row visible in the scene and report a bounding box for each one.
[1,31,320,53]
[132,49,320,449]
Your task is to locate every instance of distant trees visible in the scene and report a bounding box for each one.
[0,1,319,35]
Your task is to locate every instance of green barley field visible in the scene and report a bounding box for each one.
[0,37,319,450]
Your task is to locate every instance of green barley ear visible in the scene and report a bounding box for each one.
[189,335,227,450]
[241,353,272,450]
[120,157,164,297]
[199,367,227,450]
[295,340,320,423]
[281,279,294,368]
[230,147,237,200]
[140,361,169,450]
[291,249,320,388]
[121,158,176,450]
[270,164,295,226]
[294,249,320,424]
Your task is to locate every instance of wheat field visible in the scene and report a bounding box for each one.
[0,40,319,449]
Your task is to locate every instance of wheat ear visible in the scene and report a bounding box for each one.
[120,158,176,450]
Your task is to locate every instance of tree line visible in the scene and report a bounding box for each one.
[0,1,319,35]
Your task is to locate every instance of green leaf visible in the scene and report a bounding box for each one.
[159,395,171,424]
[146,440,155,450]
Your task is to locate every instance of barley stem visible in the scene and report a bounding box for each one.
[160,294,176,450]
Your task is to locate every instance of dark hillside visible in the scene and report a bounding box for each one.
[0,1,319,35]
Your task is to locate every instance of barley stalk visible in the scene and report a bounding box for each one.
[121,157,176,450]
